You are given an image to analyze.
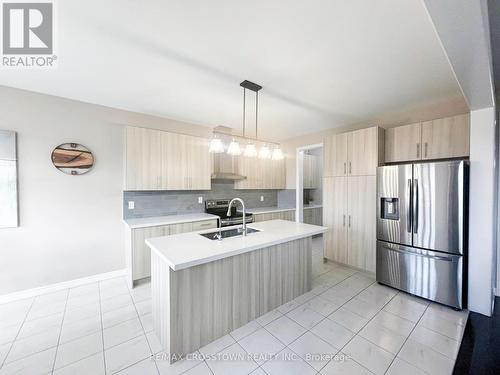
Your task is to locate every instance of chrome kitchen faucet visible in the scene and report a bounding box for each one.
[227,198,247,236]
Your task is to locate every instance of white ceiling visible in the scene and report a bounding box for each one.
[0,0,468,141]
[423,0,495,110]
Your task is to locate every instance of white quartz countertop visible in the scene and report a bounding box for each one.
[123,213,219,229]
[146,219,328,271]
[245,204,322,215]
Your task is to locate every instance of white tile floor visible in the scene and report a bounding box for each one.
[0,237,468,375]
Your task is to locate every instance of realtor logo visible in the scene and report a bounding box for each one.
[1,1,57,68]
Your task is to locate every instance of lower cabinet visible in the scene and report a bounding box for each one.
[127,219,218,285]
[323,176,376,272]
[303,207,322,226]
[252,210,295,222]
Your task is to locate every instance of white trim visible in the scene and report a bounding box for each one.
[0,269,127,304]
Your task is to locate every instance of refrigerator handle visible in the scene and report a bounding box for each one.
[413,179,418,233]
[406,179,412,233]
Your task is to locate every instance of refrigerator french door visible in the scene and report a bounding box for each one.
[376,160,468,309]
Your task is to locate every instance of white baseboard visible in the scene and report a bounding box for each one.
[0,269,127,304]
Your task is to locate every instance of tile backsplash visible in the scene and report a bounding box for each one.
[123,182,278,219]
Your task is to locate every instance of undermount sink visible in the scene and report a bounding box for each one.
[200,227,260,240]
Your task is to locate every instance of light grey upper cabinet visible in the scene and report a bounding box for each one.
[234,152,286,190]
[421,114,470,160]
[385,114,470,163]
[324,126,383,177]
[385,122,422,163]
[125,126,211,191]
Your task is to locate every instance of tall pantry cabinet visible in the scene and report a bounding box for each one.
[323,126,383,272]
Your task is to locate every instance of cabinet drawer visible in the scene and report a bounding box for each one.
[376,241,463,309]
[192,219,218,231]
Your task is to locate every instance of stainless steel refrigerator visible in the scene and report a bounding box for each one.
[376,160,468,309]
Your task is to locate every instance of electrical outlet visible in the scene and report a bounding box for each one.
[198,196,203,204]
[128,201,135,210]
[260,196,264,202]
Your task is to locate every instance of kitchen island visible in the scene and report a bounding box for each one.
[146,219,327,362]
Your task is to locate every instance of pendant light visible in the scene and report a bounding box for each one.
[259,144,271,159]
[242,92,256,157]
[240,84,257,157]
[239,80,283,160]
[209,80,284,160]
[227,138,241,155]
[272,147,284,160]
[244,143,257,157]
[208,135,224,153]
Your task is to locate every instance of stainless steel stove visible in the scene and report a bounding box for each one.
[205,199,254,227]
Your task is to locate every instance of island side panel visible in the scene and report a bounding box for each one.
[155,237,312,362]
[151,250,170,354]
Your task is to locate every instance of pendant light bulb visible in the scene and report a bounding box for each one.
[208,136,224,153]
[244,143,257,157]
[272,147,284,160]
[227,138,242,156]
[258,144,271,159]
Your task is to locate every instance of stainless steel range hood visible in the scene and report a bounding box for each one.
[211,151,246,181]
[211,172,246,180]
[210,127,246,181]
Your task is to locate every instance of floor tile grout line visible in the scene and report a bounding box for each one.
[10,300,107,345]
[50,289,70,374]
[313,279,385,374]
[127,288,160,375]
[382,303,431,374]
[98,280,108,375]
[256,272,377,374]
[312,279,398,374]
[1,261,463,375]
[0,297,36,369]
[382,307,464,344]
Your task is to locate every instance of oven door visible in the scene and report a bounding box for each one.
[220,215,254,227]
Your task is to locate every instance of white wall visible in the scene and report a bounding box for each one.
[468,106,497,316]
[0,86,211,295]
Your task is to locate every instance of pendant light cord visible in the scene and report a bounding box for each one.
[255,91,259,139]
[242,88,246,138]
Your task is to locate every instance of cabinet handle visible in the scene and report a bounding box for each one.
[424,142,428,158]
[416,144,420,158]
[343,214,346,226]
[349,162,352,174]
[348,215,351,227]
[344,162,346,175]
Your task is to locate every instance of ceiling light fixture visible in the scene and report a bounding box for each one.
[227,139,241,155]
[210,80,284,160]
[259,144,271,159]
[208,136,224,153]
[243,143,257,157]
[272,147,284,160]
[240,80,284,160]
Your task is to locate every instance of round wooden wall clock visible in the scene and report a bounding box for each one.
[51,143,95,175]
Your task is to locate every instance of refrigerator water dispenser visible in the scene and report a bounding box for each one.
[381,198,399,220]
